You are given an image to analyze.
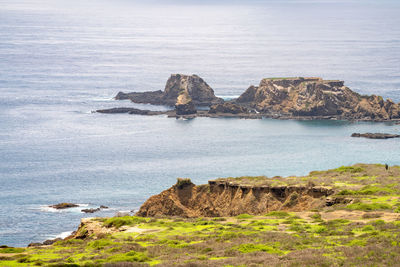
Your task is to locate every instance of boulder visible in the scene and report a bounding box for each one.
[50,203,78,209]
[175,90,197,116]
[81,208,100,213]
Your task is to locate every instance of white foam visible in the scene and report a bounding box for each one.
[55,231,73,239]
[39,203,90,213]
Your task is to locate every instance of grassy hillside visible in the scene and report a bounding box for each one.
[1,164,400,266]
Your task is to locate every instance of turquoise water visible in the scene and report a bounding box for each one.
[1,0,400,246]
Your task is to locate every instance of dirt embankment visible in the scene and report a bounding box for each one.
[137,179,337,217]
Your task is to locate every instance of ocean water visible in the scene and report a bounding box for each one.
[1,0,400,247]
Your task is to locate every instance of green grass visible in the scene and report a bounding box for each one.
[265,211,291,218]
[346,202,392,211]
[234,243,287,255]
[333,166,364,173]
[103,216,147,228]
[236,214,254,219]
[0,247,25,253]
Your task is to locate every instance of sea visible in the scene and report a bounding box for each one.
[1,0,400,247]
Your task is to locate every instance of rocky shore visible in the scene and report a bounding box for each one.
[97,74,400,122]
[3,164,400,266]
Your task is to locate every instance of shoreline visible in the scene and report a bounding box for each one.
[96,107,400,123]
[2,164,400,266]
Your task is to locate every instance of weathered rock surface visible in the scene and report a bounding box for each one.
[50,203,78,209]
[81,205,109,214]
[209,102,249,114]
[28,238,62,247]
[175,91,197,116]
[136,179,334,217]
[351,133,400,139]
[116,74,223,106]
[236,77,400,121]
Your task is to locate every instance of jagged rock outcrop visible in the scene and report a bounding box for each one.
[175,91,197,116]
[137,179,334,217]
[208,102,249,114]
[116,74,223,106]
[351,133,400,139]
[236,77,400,121]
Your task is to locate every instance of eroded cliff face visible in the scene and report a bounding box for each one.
[137,179,334,218]
[236,77,400,120]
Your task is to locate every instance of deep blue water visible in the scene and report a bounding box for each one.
[1,0,400,247]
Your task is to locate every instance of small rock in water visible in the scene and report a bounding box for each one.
[351,133,400,139]
[81,208,100,213]
[50,203,79,209]
[81,205,109,213]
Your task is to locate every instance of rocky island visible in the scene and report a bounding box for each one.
[2,164,400,266]
[97,74,400,122]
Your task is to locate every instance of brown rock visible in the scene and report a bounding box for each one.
[50,203,79,209]
[115,74,223,106]
[136,179,334,218]
[175,91,197,116]
[209,102,249,114]
[351,133,400,139]
[236,77,400,121]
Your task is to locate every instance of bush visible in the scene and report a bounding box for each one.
[176,178,193,188]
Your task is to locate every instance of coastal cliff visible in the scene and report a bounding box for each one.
[236,77,400,120]
[2,164,400,266]
[137,179,334,217]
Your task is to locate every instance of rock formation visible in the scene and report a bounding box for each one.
[50,203,78,209]
[101,76,400,121]
[136,178,334,217]
[236,77,400,121]
[116,74,223,106]
[351,133,400,139]
[175,90,197,116]
[96,107,164,115]
[208,102,249,114]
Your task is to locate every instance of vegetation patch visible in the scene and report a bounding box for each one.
[346,203,392,211]
[103,216,148,228]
